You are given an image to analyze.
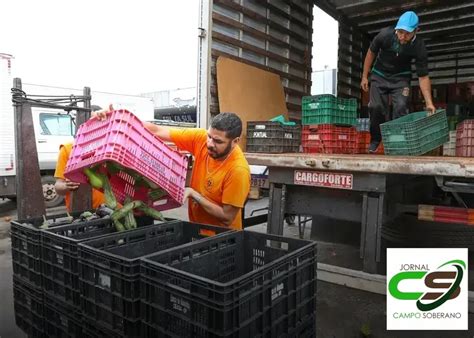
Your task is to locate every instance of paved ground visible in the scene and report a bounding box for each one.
[1,197,474,337]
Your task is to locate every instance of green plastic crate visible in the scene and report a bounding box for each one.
[380,110,449,156]
[302,94,357,125]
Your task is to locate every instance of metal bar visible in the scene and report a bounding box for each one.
[197,0,213,127]
[362,192,382,273]
[444,180,474,192]
[429,48,474,58]
[245,153,474,178]
[14,78,46,220]
[451,192,468,208]
[358,4,474,32]
[359,193,368,260]
[253,0,311,30]
[376,193,384,263]
[212,31,308,71]
[70,87,92,212]
[267,183,286,235]
[212,12,305,56]
[428,72,474,81]
[243,214,268,228]
[347,0,473,22]
[13,99,91,112]
[426,64,474,73]
[214,0,310,44]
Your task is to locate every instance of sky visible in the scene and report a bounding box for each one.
[312,6,339,71]
[1,1,337,95]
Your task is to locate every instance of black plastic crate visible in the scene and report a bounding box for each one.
[141,230,317,337]
[43,293,83,337]
[41,217,118,310]
[78,220,231,337]
[13,277,44,337]
[289,314,316,337]
[11,212,83,289]
[246,121,301,153]
[81,319,119,338]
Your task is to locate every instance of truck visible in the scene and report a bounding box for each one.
[195,1,474,274]
[0,54,155,207]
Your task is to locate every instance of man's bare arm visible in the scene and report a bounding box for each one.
[361,49,376,92]
[184,188,240,227]
[419,75,436,114]
[142,122,172,142]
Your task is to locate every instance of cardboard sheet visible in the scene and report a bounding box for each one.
[216,57,288,150]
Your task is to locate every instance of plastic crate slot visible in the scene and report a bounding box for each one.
[80,150,96,160]
[98,272,112,289]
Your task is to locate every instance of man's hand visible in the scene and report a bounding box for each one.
[183,187,198,203]
[426,103,436,116]
[361,77,369,92]
[55,178,80,196]
[184,187,204,205]
[64,178,80,191]
[91,104,114,121]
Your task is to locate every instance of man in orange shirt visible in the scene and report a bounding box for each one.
[54,142,105,211]
[94,111,250,230]
[163,113,251,230]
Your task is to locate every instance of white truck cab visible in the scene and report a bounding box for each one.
[1,54,155,208]
[32,108,75,207]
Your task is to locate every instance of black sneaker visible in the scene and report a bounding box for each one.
[368,141,380,153]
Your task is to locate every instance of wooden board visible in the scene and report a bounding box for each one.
[216,57,288,150]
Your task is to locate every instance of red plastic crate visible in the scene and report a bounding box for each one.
[456,119,474,157]
[357,131,370,154]
[302,124,357,154]
[64,109,188,211]
[375,143,385,155]
[356,131,385,154]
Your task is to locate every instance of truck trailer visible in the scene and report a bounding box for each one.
[195,0,474,274]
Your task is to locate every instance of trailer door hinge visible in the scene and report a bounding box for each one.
[198,27,206,38]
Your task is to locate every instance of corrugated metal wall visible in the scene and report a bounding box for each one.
[211,0,314,119]
[337,21,369,100]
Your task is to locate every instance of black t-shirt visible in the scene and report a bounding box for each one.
[369,27,429,79]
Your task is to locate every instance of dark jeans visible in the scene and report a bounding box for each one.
[369,74,410,143]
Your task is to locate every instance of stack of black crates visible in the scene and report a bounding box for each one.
[11,213,317,337]
[246,120,301,153]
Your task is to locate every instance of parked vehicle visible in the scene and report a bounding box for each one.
[0,54,154,207]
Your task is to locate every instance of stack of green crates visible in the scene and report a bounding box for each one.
[380,109,449,156]
[302,94,357,126]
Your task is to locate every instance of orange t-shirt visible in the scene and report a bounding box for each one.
[170,128,250,230]
[54,143,105,211]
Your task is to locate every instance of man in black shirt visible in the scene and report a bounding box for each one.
[361,11,435,153]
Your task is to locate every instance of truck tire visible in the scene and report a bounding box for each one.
[42,175,64,208]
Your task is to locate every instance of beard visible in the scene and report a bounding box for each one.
[208,141,233,160]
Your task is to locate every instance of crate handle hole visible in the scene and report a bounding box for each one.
[266,240,289,250]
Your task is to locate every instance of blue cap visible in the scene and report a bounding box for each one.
[395,11,419,32]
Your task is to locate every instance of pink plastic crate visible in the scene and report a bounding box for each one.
[64,109,188,211]
[456,119,474,157]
